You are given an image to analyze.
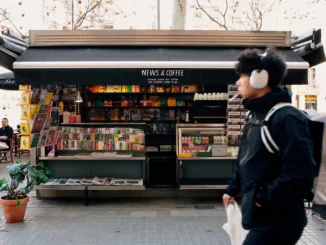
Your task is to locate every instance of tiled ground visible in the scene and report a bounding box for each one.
[0,157,326,244]
[0,196,324,245]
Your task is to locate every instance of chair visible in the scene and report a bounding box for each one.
[0,136,14,163]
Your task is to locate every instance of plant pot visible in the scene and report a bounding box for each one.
[0,196,29,223]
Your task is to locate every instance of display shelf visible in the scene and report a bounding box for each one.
[178,156,237,160]
[39,156,146,161]
[176,123,226,127]
[179,185,228,190]
[36,185,145,190]
[88,185,145,191]
[87,92,196,96]
[88,106,191,109]
[87,120,179,123]
[60,122,146,126]
[35,185,85,190]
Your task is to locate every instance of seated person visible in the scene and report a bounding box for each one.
[0,118,13,149]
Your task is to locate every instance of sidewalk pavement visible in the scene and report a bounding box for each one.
[0,195,325,245]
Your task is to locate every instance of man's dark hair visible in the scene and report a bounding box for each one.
[234,47,287,89]
[2,118,8,121]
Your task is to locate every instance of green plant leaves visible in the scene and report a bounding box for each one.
[19,187,30,194]
[26,165,38,178]
[0,178,6,186]
[0,180,8,192]
[15,196,21,207]
[2,161,53,200]
[7,164,23,176]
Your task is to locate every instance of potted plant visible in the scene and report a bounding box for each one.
[0,162,53,223]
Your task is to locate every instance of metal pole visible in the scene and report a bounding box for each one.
[157,0,160,30]
[71,0,74,30]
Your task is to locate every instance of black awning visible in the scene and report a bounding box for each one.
[0,46,18,71]
[13,46,309,85]
[0,71,18,90]
[0,34,27,71]
[292,29,326,67]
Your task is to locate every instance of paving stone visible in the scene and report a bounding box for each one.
[0,199,325,245]
[130,211,158,217]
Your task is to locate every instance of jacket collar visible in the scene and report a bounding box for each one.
[242,87,292,114]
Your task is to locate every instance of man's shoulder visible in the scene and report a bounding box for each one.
[270,104,307,123]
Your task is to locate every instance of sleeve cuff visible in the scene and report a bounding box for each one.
[225,188,236,197]
[256,188,269,207]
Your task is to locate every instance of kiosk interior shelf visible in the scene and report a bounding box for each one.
[176,124,237,189]
[84,84,197,123]
[36,122,147,202]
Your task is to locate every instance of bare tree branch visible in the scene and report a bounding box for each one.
[196,0,281,31]
[74,0,103,29]
[196,0,228,30]
[46,0,121,30]
[0,9,25,38]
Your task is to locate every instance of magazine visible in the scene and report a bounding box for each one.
[31,113,47,133]
[30,133,41,148]
[39,89,48,105]
[42,118,52,131]
[81,179,93,185]
[50,107,60,127]
[31,88,41,104]
[37,130,49,147]
[45,130,58,145]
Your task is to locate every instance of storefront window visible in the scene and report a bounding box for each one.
[305,95,317,110]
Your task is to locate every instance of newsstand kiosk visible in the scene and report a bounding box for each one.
[10,30,326,207]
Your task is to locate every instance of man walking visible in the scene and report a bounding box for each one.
[223,48,316,245]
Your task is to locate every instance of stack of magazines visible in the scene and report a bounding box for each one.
[42,177,143,186]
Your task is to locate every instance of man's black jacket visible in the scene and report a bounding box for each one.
[225,88,316,231]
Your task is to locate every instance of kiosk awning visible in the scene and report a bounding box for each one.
[292,29,326,68]
[0,34,27,71]
[13,46,310,85]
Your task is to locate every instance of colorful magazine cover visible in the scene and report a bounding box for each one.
[39,89,48,105]
[52,87,62,102]
[30,133,41,148]
[69,140,77,150]
[37,130,49,147]
[50,107,60,127]
[45,130,58,145]
[42,118,52,131]
[31,113,47,133]
[78,140,86,150]
[31,88,41,104]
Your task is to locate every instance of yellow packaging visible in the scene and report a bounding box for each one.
[21,106,32,120]
[20,136,30,149]
[114,135,119,142]
[106,86,114,92]
[20,122,31,135]
[59,102,64,112]
[30,105,40,118]
[20,92,31,105]
[113,85,121,93]
[99,86,106,93]
[181,85,197,93]
[44,92,53,105]
[19,85,31,91]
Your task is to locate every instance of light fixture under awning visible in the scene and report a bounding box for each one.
[14,60,309,70]
[13,46,310,85]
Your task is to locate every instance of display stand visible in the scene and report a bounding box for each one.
[176,123,237,190]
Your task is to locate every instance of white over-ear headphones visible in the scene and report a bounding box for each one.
[250,69,269,89]
[249,52,269,89]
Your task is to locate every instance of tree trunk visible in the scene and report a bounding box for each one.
[172,0,187,30]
